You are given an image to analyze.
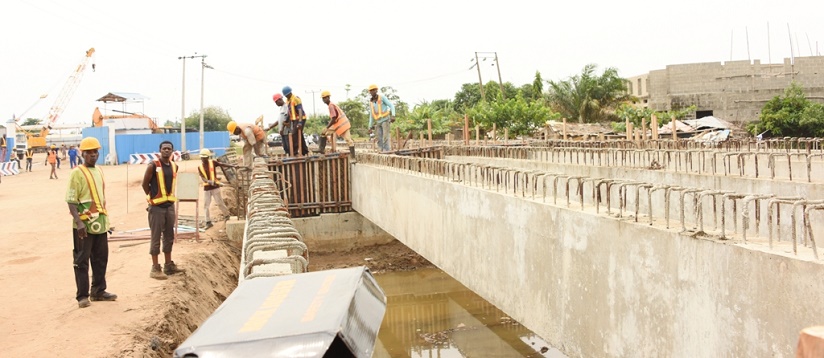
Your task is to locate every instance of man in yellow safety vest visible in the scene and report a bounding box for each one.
[367,84,396,152]
[141,140,184,279]
[66,137,117,308]
[197,148,236,229]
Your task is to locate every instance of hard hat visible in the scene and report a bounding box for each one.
[282,86,292,96]
[51,144,56,149]
[321,90,331,98]
[368,84,378,91]
[227,121,238,133]
[272,93,283,102]
[199,148,212,157]
[79,137,101,151]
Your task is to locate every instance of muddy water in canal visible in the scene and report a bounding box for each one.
[373,268,567,358]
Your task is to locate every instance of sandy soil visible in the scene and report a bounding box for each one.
[0,153,430,357]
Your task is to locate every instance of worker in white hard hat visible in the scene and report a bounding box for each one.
[197,148,236,229]
[66,137,117,308]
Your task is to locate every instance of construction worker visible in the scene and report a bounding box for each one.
[68,145,79,168]
[226,121,266,167]
[367,84,396,152]
[141,140,184,279]
[198,149,235,229]
[282,86,309,156]
[25,148,33,172]
[66,137,117,308]
[271,93,290,154]
[319,91,356,161]
[46,146,58,179]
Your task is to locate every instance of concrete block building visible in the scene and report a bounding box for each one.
[632,56,824,126]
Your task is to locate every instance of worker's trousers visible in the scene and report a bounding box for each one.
[203,188,229,222]
[73,230,109,301]
[376,121,391,152]
[243,141,266,166]
[148,205,175,256]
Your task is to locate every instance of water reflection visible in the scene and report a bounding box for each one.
[373,268,566,358]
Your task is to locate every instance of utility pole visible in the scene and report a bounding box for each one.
[472,52,505,100]
[471,52,485,101]
[200,56,213,151]
[305,89,321,116]
[178,53,207,154]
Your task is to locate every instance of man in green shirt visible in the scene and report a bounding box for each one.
[66,137,116,308]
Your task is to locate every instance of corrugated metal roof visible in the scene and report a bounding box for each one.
[96,92,149,103]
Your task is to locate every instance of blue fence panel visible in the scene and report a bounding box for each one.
[114,131,230,164]
[81,127,110,164]
[3,138,13,161]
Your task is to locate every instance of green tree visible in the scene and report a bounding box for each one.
[532,71,544,100]
[396,101,454,136]
[547,64,629,123]
[303,114,329,136]
[338,99,368,137]
[21,118,41,126]
[184,106,233,132]
[453,83,483,112]
[747,83,824,137]
[466,93,559,136]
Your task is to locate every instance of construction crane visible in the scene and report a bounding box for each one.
[23,48,96,151]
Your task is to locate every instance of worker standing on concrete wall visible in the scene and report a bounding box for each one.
[319,91,356,161]
[367,84,395,152]
[66,137,117,308]
[226,121,266,167]
[141,141,184,280]
[197,148,235,229]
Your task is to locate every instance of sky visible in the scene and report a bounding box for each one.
[1,0,823,129]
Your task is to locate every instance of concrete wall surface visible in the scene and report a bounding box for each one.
[352,164,824,357]
[292,212,394,252]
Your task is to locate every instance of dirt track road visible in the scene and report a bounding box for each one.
[0,154,238,357]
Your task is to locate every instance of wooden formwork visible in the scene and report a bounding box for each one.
[266,153,351,218]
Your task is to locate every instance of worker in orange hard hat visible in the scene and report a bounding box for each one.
[367,84,396,152]
[67,136,117,308]
[227,120,267,166]
[320,91,356,162]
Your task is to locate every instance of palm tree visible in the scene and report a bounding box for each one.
[547,64,629,123]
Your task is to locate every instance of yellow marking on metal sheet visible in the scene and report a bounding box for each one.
[301,274,336,322]
[239,280,295,333]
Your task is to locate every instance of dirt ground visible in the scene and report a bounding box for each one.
[0,153,430,357]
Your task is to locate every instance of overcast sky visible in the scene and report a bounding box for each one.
[2,0,822,128]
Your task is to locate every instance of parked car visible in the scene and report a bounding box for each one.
[267,133,282,147]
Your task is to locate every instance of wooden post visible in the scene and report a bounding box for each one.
[562,117,568,140]
[419,132,424,148]
[427,118,432,147]
[331,133,338,152]
[641,117,647,143]
[464,114,469,145]
[395,128,400,151]
[544,122,550,141]
[447,133,452,146]
[598,133,605,141]
[627,122,634,143]
[504,128,509,145]
[475,125,480,145]
[651,114,659,140]
[492,123,497,144]
[671,115,677,140]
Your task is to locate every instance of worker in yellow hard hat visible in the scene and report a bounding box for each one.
[226,120,267,166]
[320,91,356,161]
[197,148,236,229]
[367,84,396,152]
[66,136,117,308]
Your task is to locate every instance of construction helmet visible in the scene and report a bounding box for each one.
[368,84,378,91]
[282,86,292,96]
[199,148,212,157]
[272,93,283,102]
[79,137,101,151]
[51,144,56,149]
[227,121,238,133]
[321,90,331,98]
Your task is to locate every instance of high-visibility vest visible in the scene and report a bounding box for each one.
[198,159,220,187]
[25,149,33,159]
[0,137,5,147]
[369,95,390,119]
[240,124,266,143]
[327,102,351,136]
[76,165,107,221]
[148,160,178,205]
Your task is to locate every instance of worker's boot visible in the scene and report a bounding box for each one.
[150,264,167,280]
[318,137,327,154]
[349,146,356,164]
[164,261,185,275]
